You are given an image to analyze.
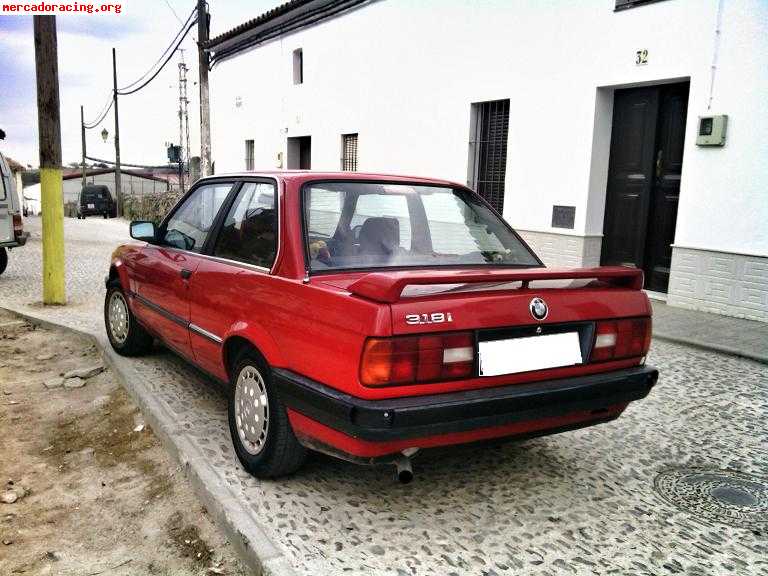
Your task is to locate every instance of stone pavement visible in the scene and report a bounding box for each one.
[652,300,768,364]
[1,216,767,576]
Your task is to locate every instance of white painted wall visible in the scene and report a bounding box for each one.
[210,0,768,256]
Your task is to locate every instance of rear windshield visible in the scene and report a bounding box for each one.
[303,182,540,272]
[83,188,109,200]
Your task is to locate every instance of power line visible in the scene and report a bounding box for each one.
[117,17,197,96]
[83,93,113,128]
[84,154,176,170]
[119,7,194,91]
[164,0,183,25]
[118,8,196,94]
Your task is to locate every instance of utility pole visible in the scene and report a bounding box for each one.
[112,47,122,217]
[178,52,188,192]
[197,0,212,176]
[80,105,87,189]
[33,15,65,305]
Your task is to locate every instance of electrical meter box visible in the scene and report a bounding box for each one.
[696,115,728,146]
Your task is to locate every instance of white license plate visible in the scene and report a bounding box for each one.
[479,332,583,376]
[87,203,95,209]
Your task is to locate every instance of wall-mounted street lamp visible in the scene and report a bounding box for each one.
[101,128,109,142]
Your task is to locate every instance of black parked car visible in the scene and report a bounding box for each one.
[78,185,117,219]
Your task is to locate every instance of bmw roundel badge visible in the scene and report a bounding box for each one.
[529,297,548,321]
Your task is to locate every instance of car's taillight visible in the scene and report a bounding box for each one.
[12,214,23,239]
[591,317,651,362]
[360,332,474,386]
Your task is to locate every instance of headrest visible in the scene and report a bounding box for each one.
[359,217,399,255]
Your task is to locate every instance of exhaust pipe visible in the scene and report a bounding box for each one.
[394,455,414,484]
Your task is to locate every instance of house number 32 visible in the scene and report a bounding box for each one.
[636,49,648,65]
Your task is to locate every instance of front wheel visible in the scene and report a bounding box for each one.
[228,350,306,478]
[0,248,7,276]
[104,282,153,356]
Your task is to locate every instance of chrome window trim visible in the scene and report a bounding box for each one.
[189,323,223,344]
[197,252,271,274]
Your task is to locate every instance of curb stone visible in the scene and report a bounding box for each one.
[0,305,298,576]
[652,331,768,365]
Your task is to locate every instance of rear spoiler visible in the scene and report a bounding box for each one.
[347,267,644,303]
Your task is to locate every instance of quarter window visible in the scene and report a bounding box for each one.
[213,182,278,268]
[163,183,233,252]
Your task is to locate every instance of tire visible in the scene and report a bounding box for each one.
[0,248,7,276]
[104,281,153,356]
[228,349,306,478]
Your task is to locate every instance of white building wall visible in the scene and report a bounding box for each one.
[210,0,768,319]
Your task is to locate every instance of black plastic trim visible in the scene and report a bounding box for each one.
[130,292,188,329]
[274,365,659,442]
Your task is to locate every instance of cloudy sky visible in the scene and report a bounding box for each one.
[0,0,282,167]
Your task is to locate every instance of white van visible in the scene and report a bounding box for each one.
[0,149,28,276]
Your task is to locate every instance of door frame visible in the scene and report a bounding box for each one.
[588,77,690,287]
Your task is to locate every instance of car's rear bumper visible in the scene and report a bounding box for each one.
[274,365,658,459]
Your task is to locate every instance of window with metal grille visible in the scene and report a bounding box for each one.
[468,99,510,214]
[245,139,254,171]
[341,133,358,171]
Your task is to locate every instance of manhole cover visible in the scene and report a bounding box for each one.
[654,468,768,529]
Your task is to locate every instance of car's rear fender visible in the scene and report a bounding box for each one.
[220,321,286,380]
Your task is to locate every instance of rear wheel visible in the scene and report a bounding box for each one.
[228,349,306,478]
[104,282,153,356]
[0,248,7,276]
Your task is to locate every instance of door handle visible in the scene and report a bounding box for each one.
[180,268,193,280]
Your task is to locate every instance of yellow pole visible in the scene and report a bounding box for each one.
[34,16,66,304]
[40,168,65,303]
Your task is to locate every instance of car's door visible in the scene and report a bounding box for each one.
[0,154,14,244]
[187,179,279,379]
[132,180,236,359]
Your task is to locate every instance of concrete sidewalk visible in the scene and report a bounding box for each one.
[651,300,768,364]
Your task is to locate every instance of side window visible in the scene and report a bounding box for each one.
[213,182,277,268]
[163,183,233,252]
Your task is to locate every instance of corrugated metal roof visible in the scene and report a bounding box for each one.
[204,0,369,64]
[205,0,313,48]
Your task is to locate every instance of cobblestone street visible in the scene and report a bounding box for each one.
[1,216,767,575]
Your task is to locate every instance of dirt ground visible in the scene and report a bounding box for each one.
[0,309,249,576]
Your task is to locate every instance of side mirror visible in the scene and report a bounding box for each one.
[130,221,157,242]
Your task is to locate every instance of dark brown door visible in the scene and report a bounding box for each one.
[601,82,689,293]
[299,136,311,169]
